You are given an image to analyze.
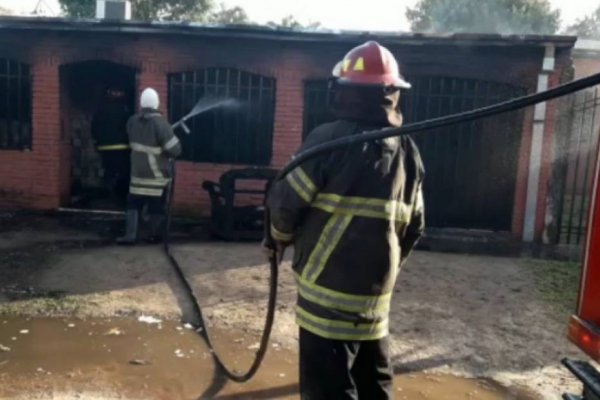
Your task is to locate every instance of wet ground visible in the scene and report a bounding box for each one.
[0,213,585,398]
[0,316,537,399]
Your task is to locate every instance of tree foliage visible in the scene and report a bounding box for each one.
[58,0,94,18]
[267,15,322,30]
[59,0,323,29]
[208,3,250,24]
[59,0,213,21]
[406,0,561,34]
[566,4,600,39]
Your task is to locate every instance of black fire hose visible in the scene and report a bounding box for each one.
[162,71,600,383]
[163,160,279,383]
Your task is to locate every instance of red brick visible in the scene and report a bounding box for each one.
[0,29,565,225]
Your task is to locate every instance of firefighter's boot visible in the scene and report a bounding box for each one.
[117,209,139,245]
[146,214,165,244]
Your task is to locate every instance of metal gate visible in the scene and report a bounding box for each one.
[554,87,600,245]
[302,76,527,231]
[402,77,527,231]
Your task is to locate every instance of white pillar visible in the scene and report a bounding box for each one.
[522,44,555,242]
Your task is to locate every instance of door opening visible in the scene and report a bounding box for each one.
[60,60,136,210]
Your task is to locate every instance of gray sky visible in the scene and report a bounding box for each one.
[0,0,596,31]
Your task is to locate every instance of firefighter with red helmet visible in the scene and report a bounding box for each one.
[265,41,425,399]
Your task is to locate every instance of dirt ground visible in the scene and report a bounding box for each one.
[0,213,589,399]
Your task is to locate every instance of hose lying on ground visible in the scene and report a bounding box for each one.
[163,161,279,383]
[163,71,600,383]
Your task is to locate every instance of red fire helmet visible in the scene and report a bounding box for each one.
[332,41,411,89]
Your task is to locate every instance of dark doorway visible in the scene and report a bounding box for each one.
[60,61,136,210]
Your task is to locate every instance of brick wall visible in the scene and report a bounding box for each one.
[0,29,557,237]
[0,45,62,209]
[574,57,600,79]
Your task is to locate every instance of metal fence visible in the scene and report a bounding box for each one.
[554,87,600,245]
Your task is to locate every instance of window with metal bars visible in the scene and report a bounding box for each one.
[303,79,333,140]
[0,59,32,150]
[168,68,276,165]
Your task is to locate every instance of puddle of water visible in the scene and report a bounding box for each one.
[0,316,537,399]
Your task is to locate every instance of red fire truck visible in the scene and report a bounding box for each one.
[563,136,600,399]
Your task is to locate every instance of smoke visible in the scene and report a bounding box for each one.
[409,0,561,35]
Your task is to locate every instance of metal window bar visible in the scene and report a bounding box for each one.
[302,79,332,140]
[168,68,276,165]
[0,58,31,150]
[301,76,527,231]
[406,77,526,231]
[556,87,600,245]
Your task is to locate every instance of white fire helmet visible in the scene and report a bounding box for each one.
[140,88,160,110]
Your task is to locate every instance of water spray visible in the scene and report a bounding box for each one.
[171,96,242,134]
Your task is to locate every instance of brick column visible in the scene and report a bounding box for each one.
[30,60,62,209]
[272,57,305,168]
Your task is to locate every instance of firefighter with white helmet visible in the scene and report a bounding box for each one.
[117,88,182,245]
[265,41,425,399]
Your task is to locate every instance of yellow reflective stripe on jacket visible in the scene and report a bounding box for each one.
[164,136,180,151]
[312,193,411,222]
[296,306,389,341]
[147,154,165,179]
[97,144,130,151]
[131,177,170,187]
[130,142,162,155]
[286,167,317,203]
[130,186,163,197]
[296,273,391,315]
[302,213,353,283]
[271,224,294,242]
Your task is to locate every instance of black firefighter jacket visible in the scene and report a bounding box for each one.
[267,119,425,341]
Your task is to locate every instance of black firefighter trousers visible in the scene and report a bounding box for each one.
[299,328,393,400]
